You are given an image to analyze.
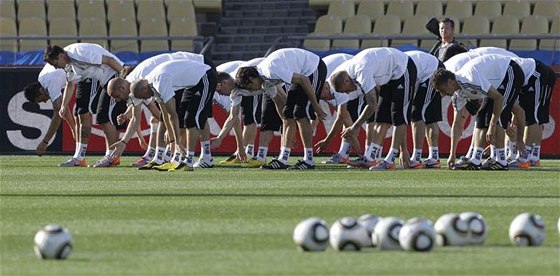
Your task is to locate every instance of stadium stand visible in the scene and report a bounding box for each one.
[169,17,197,51]
[392,15,431,48]
[108,17,139,53]
[360,15,401,49]
[540,17,559,51]
[136,1,166,23]
[17,0,47,20]
[479,15,519,49]
[415,1,443,18]
[355,0,384,21]
[303,15,343,51]
[78,16,108,48]
[332,15,371,49]
[385,0,414,19]
[47,1,76,20]
[473,1,502,21]
[0,17,18,52]
[76,0,106,20]
[0,0,16,18]
[461,15,490,48]
[443,1,473,22]
[166,0,196,21]
[139,17,169,52]
[106,0,136,23]
[327,1,355,21]
[510,15,549,50]
[48,17,79,48]
[502,0,531,21]
[18,17,48,52]
[533,0,560,21]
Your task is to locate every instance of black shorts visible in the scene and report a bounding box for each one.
[412,79,442,124]
[374,58,417,126]
[96,89,128,129]
[519,60,556,125]
[282,59,327,120]
[74,78,101,115]
[260,92,282,132]
[181,69,218,129]
[475,61,524,129]
[241,94,262,125]
[346,96,365,122]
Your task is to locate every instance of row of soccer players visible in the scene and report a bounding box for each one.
[25,43,555,170]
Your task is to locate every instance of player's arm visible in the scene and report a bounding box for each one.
[511,103,526,157]
[486,86,503,145]
[146,101,161,119]
[342,88,377,139]
[58,81,75,118]
[315,103,349,153]
[291,73,325,120]
[110,104,144,158]
[211,104,242,151]
[161,98,182,152]
[101,55,124,73]
[36,97,65,156]
[448,107,467,168]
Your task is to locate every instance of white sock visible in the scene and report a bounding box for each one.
[73,143,87,161]
[532,145,541,161]
[171,150,182,165]
[200,140,212,161]
[304,148,314,164]
[245,144,254,158]
[413,148,422,162]
[256,146,268,162]
[153,147,165,164]
[375,145,383,161]
[364,143,374,162]
[278,147,290,164]
[163,144,172,162]
[105,149,114,157]
[469,147,484,165]
[384,148,399,164]
[182,151,195,166]
[428,146,439,160]
[495,148,507,166]
[525,146,533,161]
[337,140,351,158]
[143,147,156,159]
[507,141,517,159]
[490,145,496,160]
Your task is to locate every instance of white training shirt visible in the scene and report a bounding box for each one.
[127,52,204,106]
[444,51,485,73]
[146,60,210,104]
[333,47,409,95]
[257,48,320,87]
[229,58,272,107]
[38,64,66,102]
[451,55,513,111]
[510,57,536,86]
[468,47,519,58]
[405,50,440,83]
[63,43,123,85]
[214,60,245,112]
[323,53,354,78]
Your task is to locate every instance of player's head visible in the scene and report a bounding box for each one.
[235,66,262,91]
[44,45,69,69]
[330,71,355,93]
[216,71,235,96]
[441,44,468,62]
[23,82,49,103]
[431,68,458,96]
[319,82,334,101]
[439,18,455,40]
[107,77,130,101]
[130,79,152,99]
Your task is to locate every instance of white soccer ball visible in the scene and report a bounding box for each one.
[357,214,381,247]
[434,213,469,246]
[33,225,73,259]
[372,217,405,250]
[459,212,488,245]
[399,218,437,252]
[329,217,370,251]
[509,213,546,246]
[293,217,330,251]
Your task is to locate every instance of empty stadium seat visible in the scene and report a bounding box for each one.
[136,0,166,22]
[79,17,108,47]
[392,15,430,48]
[49,17,78,47]
[356,0,384,21]
[303,15,343,51]
[18,17,48,52]
[444,1,473,22]
[461,15,490,48]
[169,17,197,51]
[106,0,135,23]
[332,15,371,49]
[0,17,18,51]
[361,15,401,48]
[510,15,549,50]
[193,0,222,11]
[385,0,414,19]
[327,1,355,20]
[502,1,530,20]
[533,0,560,21]
[17,0,46,19]
[47,1,76,20]
[109,17,139,52]
[473,1,502,21]
[76,0,106,21]
[1,1,16,18]
[479,15,519,49]
[539,17,559,50]
[166,0,196,21]
[139,17,169,52]
[416,1,443,17]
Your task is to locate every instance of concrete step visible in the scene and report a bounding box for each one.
[224,8,316,18]
[224,1,309,10]
[220,16,316,27]
[220,25,309,35]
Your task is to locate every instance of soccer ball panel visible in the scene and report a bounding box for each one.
[399,218,436,252]
[434,213,469,246]
[372,217,405,250]
[509,213,546,246]
[33,225,73,260]
[459,212,488,245]
[329,217,370,251]
[293,217,329,251]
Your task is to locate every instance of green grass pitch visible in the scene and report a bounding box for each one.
[1,155,559,275]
